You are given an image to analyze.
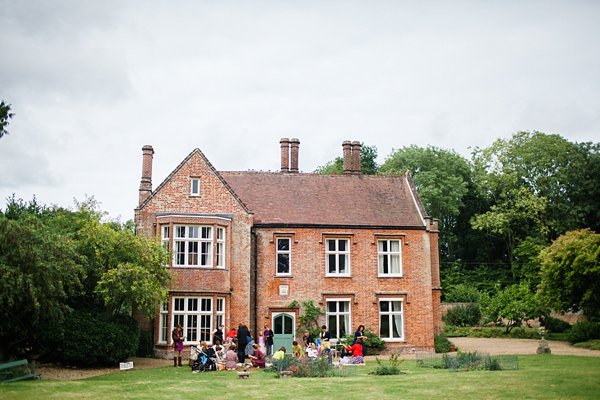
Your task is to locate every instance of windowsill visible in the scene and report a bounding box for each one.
[381,339,406,342]
[325,274,352,278]
[377,275,405,278]
[275,274,293,278]
[188,194,201,198]
[169,266,227,270]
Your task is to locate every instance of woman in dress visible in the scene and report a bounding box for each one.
[225,344,238,370]
[248,343,265,368]
[172,324,184,367]
[344,338,365,364]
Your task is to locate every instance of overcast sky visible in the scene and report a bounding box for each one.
[1,0,599,221]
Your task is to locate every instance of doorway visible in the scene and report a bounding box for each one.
[272,312,295,354]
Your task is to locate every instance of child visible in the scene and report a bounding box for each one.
[306,343,318,359]
[292,341,304,358]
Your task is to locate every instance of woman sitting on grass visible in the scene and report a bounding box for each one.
[225,344,238,370]
[248,343,265,368]
[344,338,364,364]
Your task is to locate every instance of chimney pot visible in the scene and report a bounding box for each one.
[290,138,300,173]
[351,141,361,173]
[342,141,352,173]
[139,145,154,205]
[280,138,290,172]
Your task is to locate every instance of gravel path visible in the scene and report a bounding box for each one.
[37,339,599,380]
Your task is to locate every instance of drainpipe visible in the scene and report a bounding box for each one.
[252,228,258,340]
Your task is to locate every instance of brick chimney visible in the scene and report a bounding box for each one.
[290,138,300,173]
[351,141,361,173]
[139,145,154,205]
[342,141,352,174]
[280,138,290,172]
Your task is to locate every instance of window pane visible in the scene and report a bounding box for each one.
[188,227,198,238]
[340,314,348,338]
[174,298,184,311]
[176,227,185,238]
[328,240,336,251]
[192,179,198,194]
[284,315,293,334]
[188,241,198,265]
[392,301,402,312]
[274,315,283,334]
[338,240,346,252]
[380,315,389,338]
[202,227,211,239]
[379,240,387,252]
[380,301,389,312]
[328,254,336,273]
[217,227,224,240]
[382,254,389,274]
[327,302,336,313]
[277,238,289,251]
[277,254,289,273]
[392,314,403,338]
[338,254,346,273]
[188,298,198,311]
[338,301,346,313]
[391,240,400,252]
[328,315,337,338]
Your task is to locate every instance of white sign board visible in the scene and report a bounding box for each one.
[120,362,134,371]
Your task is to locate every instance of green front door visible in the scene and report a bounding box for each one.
[272,313,295,354]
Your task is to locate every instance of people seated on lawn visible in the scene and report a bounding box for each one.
[225,344,238,370]
[292,341,304,358]
[273,346,286,360]
[226,327,237,343]
[306,343,318,359]
[248,343,265,368]
[344,338,365,364]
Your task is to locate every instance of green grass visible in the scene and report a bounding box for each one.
[574,340,600,350]
[1,355,600,399]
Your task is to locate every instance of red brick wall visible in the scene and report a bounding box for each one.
[135,151,253,356]
[253,227,437,352]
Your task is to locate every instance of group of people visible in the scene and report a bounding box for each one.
[171,323,369,371]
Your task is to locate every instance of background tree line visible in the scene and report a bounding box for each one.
[316,132,600,322]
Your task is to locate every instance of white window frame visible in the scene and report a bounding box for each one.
[161,225,170,251]
[379,298,404,342]
[325,238,350,276]
[172,296,213,344]
[216,227,225,268]
[159,301,169,344]
[276,237,291,275]
[377,239,403,277]
[216,297,225,330]
[174,225,214,267]
[190,178,200,196]
[326,298,351,339]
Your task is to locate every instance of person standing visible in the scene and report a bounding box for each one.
[212,324,224,345]
[263,325,274,357]
[172,324,184,367]
[353,324,367,355]
[236,324,250,363]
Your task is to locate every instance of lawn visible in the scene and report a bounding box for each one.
[1,355,599,399]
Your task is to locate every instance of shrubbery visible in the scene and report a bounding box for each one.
[540,316,572,333]
[443,284,481,303]
[434,333,454,353]
[372,354,404,375]
[136,329,154,357]
[38,310,140,366]
[567,321,600,344]
[443,303,481,327]
[342,328,385,355]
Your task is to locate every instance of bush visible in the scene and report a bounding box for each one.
[540,316,572,333]
[443,284,481,303]
[567,321,600,344]
[372,353,404,375]
[38,310,140,366]
[434,333,454,353]
[443,303,481,327]
[341,327,385,355]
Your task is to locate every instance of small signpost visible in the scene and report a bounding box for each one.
[119,362,134,371]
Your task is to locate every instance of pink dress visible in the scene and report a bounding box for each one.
[225,350,237,369]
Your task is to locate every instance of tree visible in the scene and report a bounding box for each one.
[0,100,15,139]
[314,144,379,174]
[480,281,545,333]
[76,220,172,317]
[538,229,600,321]
[380,145,472,260]
[0,213,84,359]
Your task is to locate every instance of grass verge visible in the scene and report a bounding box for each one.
[1,355,599,399]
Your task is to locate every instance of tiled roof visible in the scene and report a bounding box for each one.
[220,171,426,227]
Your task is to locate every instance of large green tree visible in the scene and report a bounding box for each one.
[538,229,600,321]
[380,145,472,260]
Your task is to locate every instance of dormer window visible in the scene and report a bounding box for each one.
[190,178,200,196]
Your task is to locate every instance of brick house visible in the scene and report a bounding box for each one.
[134,139,442,357]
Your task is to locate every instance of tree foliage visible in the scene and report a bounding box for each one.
[481,282,545,333]
[538,229,600,321]
[0,100,15,139]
